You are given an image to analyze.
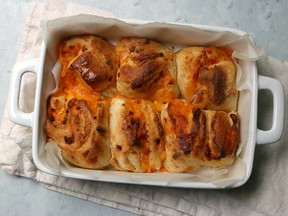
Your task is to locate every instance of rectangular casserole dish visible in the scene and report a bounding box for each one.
[8,15,284,188]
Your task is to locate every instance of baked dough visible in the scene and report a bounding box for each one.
[116,37,179,102]
[161,99,239,173]
[45,35,118,169]
[109,98,164,172]
[46,97,111,169]
[45,35,241,172]
[176,47,238,112]
[59,35,119,94]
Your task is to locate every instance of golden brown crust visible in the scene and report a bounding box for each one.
[109,98,164,172]
[45,35,117,169]
[116,37,179,101]
[161,100,239,172]
[176,47,238,112]
[161,100,206,172]
[46,35,240,172]
[60,35,119,93]
[203,110,240,166]
[46,97,111,169]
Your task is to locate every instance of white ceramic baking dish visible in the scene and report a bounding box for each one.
[8,16,284,188]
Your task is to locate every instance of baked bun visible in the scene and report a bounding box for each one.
[109,98,164,172]
[203,109,240,168]
[116,37,179,102]
[46,97,111,169]
[176,47,238,111]
[161,100,239,173]
[59,35,119,94]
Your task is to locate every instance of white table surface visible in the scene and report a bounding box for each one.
[0,0,287,215]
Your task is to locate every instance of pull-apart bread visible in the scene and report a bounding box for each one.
[161,100,239,173]
[109,98,164,172]
[46,98,111,169]
[116,37,179,102]
[176,47,238,112]
[59,35,119,95]
[45,35,119,169]
[45,35,240,173]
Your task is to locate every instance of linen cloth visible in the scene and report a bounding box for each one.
[0,1,287,215]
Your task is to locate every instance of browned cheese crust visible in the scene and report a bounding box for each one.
[176,47,238,112]
[116,37,179,102]
[109,98,164,172]
[59,35,119,94]
[45,35,240,172]
[46,97,111,169]
[161,99,239,173]
[45,35,119,169]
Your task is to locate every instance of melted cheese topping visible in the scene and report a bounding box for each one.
[109,98,164,172]
[45,35,240,172]
[59,35,119,93]
[45,35,118,169]
[116,37,179,102]
[161,100,239,172]
[176,47,238,112]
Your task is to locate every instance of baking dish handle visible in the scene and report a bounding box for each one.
[8,59,38,128]
[256,75,284,144]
